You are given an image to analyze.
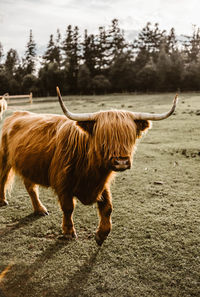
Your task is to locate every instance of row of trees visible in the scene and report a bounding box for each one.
[1,20,200,96]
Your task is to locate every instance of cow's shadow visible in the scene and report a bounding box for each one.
[0,213,100,297]
[0,213,43,237]
[1,239,66,297]
[55,248,100,297]
[2,239,100,297]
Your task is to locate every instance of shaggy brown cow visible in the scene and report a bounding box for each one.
[0,88,178,245]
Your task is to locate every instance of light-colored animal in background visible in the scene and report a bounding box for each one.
[0,97,8,120]
[0,87,178,245]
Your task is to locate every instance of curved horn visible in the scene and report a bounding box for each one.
[56,87,96,121]
[57,87,178,122]
[131,94,178,121]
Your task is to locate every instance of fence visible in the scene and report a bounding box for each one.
[0,93,33,104]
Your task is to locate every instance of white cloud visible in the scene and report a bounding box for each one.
[0,0,200,58]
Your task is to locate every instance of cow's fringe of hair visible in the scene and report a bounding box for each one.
[90,111,137,168]
[56,111,138,175]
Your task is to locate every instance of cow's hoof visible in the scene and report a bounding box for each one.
[65,233,77,239]
[0,200,8,207]
[95,233,105,246]
[34,210,49,216]
[60,232,77,241]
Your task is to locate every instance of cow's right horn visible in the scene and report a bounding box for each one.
[130,94,178,121]
[56,87,96,121]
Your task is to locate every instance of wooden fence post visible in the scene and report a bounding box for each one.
[29,92,33,104]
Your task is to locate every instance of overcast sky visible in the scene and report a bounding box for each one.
[0,0,200,57]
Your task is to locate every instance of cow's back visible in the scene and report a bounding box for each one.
[1,111,67,186]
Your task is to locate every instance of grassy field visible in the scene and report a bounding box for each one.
[0,93,199,297]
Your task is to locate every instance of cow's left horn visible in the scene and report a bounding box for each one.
[56,87,96,121]
[131,94,178,121]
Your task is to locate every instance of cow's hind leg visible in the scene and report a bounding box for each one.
[0,146,12,206]
[59,196,77,239]
[24,178,48,216]
[95,188,112,246]
[0,167,11,206]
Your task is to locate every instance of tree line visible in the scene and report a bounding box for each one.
[1,19,200,96]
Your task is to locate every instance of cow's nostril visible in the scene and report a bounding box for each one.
[111,157,131,171]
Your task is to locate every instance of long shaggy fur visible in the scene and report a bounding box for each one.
[0,110,150,200]
[0,109,150,242]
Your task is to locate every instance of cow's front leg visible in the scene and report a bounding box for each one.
[60,197,77,239]
[95,188,112,246]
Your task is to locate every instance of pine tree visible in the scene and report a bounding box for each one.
[183,25,200,62]
[156,44,172,91]
[134,47,149,71]
[5,48,19,76]
[24,29,37,74]
[0,72,9,94]
[168,50,184,91]
[63,25,80,92]
[0,42,4,71]
[166,28,177,53]
[43,30,62,66]
[133,22,166,61]
[39,62,64,96]
[55,29,62,66]
[82,30,97,76]
[63,25,73,68]
[43,34,55,64]
[108,19,126,61]
[72,26,80,83]
[96,26,110,73]
[136,57,157,91]
[181,54,200,90]
[77,64,91,93]
[0,42,3,63]
[109,52,135,92]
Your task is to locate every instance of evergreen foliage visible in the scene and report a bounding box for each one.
[1,20,200,95]
[0,42,3,64]
[5,49,19,76]
[24,29,37,75]
[77,64,91,93]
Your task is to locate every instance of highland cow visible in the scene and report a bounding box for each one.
[0,88,178,245]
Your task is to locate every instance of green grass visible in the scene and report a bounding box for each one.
[0,93,200,297]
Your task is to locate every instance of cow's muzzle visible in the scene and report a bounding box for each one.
[110,157,131,172]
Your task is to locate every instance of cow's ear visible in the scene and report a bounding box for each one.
[76,120,96,134]
[134,120,151,138]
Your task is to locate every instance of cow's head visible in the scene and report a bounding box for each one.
[56,87,178,172]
